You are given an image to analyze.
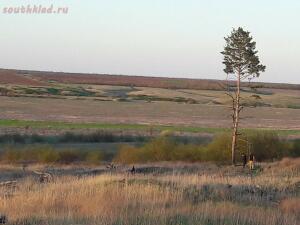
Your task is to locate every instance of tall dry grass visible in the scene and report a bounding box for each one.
[0,160,299,225]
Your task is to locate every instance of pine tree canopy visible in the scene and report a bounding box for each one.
[221,27,266,79]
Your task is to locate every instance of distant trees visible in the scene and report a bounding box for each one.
[221,27,266,165]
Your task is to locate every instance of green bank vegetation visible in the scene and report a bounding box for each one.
[0,119,300,136]
[114,131,300,164]
[0,119,224,133]
[0,129,299,165]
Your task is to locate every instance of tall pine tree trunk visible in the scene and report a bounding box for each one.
[231,71,241,165]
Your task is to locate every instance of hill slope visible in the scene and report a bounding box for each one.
[1,69,299,90]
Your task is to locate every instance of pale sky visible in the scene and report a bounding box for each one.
[1,0,299,84]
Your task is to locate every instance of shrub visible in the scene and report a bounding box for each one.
[114,137,207,164]
[114,145,148,164]
[170,144,206,162]
[58,150,81,164]
[143,137,175,161]
[205,133,232,162]
[85,151,103,165]
[114,131,290,164]
[0,145,105,165]
[204,131,286,162]
[247,131,284,161]
[289,139,300,157]
[37,148,60,163]
[1,148,21,163]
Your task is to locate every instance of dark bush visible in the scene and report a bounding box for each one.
[58,150,81,164]
[289,139,300,157]
[0,134,26,144]
[0,132,149,144]
[247,131,284,161]
[0,145,104,165]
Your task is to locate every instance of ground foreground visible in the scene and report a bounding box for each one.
[0,159,299,225]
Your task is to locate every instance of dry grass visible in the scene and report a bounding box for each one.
[0,160,299,225]
[278,157,300,169]
[280,197,300,215]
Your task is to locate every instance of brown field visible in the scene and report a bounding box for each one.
[0,159,299,225]
[1,68,300,90]
[0,69,299,225]
[0,96,300,129]
[1,68,300,133]
[0,70,46,86]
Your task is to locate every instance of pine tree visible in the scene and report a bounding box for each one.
[221,27,266,165]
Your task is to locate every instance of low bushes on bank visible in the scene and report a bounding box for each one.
[0,145,104,165]
[114,131,299,164]
[1,131,298,165]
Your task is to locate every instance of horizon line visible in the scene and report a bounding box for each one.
[1,67,299,86]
